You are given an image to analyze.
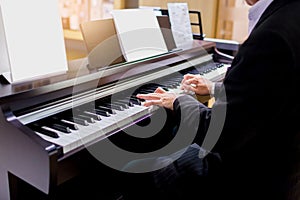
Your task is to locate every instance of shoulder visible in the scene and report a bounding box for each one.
[254,0,300,38]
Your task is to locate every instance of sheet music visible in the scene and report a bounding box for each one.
[0,0,68,83]
[112,9,168,62]
[167,3,193,46]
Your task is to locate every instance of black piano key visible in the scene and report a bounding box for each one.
[162,82,179,89]
[97,106,116,114]
[57,120,79,130]
[147,85,161,90]
[49,123,71,134]
[217,63,224,68]
[163,87,170,91]
[77,114,95,123]
[83,111,102,121]
[30,124,59,138]
[51,116,79,130]
[138,89,154,94]
[103,103,124,111]
[94,109,110,117]
[136,90,148,94]
[131,95,144,100]
[74,108,100,121]
[65,116,89,126]
[118,99,134,107]
[113,101,129,109]
[128,96,142,105]
[131,99,142,105]
[156,84,170,91]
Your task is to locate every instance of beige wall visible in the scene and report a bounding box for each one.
[114,0,126,9]
[66,0,250,60]
[138,0,219,38]
[138,0,250,42]
[216,0,250,42]
[115,0,139,9]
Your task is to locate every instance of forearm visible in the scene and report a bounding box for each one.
[173,95,212,145]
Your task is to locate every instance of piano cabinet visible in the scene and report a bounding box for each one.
[0,109,57,199]
[0,40,229,200]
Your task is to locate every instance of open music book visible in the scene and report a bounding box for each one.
[0,0,68,84]
[111,9,169,62]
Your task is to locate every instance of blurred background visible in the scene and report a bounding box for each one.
[59,0,250,60]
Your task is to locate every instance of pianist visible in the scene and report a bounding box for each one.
[133,0,300,199]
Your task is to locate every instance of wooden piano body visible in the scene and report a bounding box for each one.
[0,40,229,199]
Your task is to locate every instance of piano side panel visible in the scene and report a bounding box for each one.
[0,109,58,199]
[0,165,10,200]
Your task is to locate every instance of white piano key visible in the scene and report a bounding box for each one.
[35,129,80,154]
[203,64,230,82]
[37,104,150,154]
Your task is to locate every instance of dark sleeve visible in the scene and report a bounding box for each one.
[172,29,294,155]
[211,28,295,155]
[172,95,212,146]
[213,82,223,97]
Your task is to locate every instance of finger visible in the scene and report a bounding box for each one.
[180,84,184,90]
[185,78,198,85]
[188,86,197,93]
[182,81,197,89]
[154,87,166,94]
[136,93,161,100]
[181,78,185,85]
[183,74,196,80]
[180,82,189,90]
[142,100,162,107]
[181,83,197,92]
[181,78,198,89]
[180,82,193,90]
[181,75,193,84]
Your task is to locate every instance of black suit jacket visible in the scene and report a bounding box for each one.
[173,0,300,199]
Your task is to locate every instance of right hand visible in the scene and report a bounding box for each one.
[136,87,178,110]
[180,74,213,96]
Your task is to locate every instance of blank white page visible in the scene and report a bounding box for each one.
[0,0,68,83]
[112,9,168,62]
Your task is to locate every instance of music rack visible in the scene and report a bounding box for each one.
[154,9,205,40]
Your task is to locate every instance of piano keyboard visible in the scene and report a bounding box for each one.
[31,102,152,154]
[201,63,230,82]
[19,57,230,155]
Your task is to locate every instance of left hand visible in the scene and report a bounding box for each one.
[136,87,179,110]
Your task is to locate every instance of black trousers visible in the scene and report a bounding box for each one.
[119,144,222,200]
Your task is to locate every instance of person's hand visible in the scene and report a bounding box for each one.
[136,87,178,110]
[180,74,213,96]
